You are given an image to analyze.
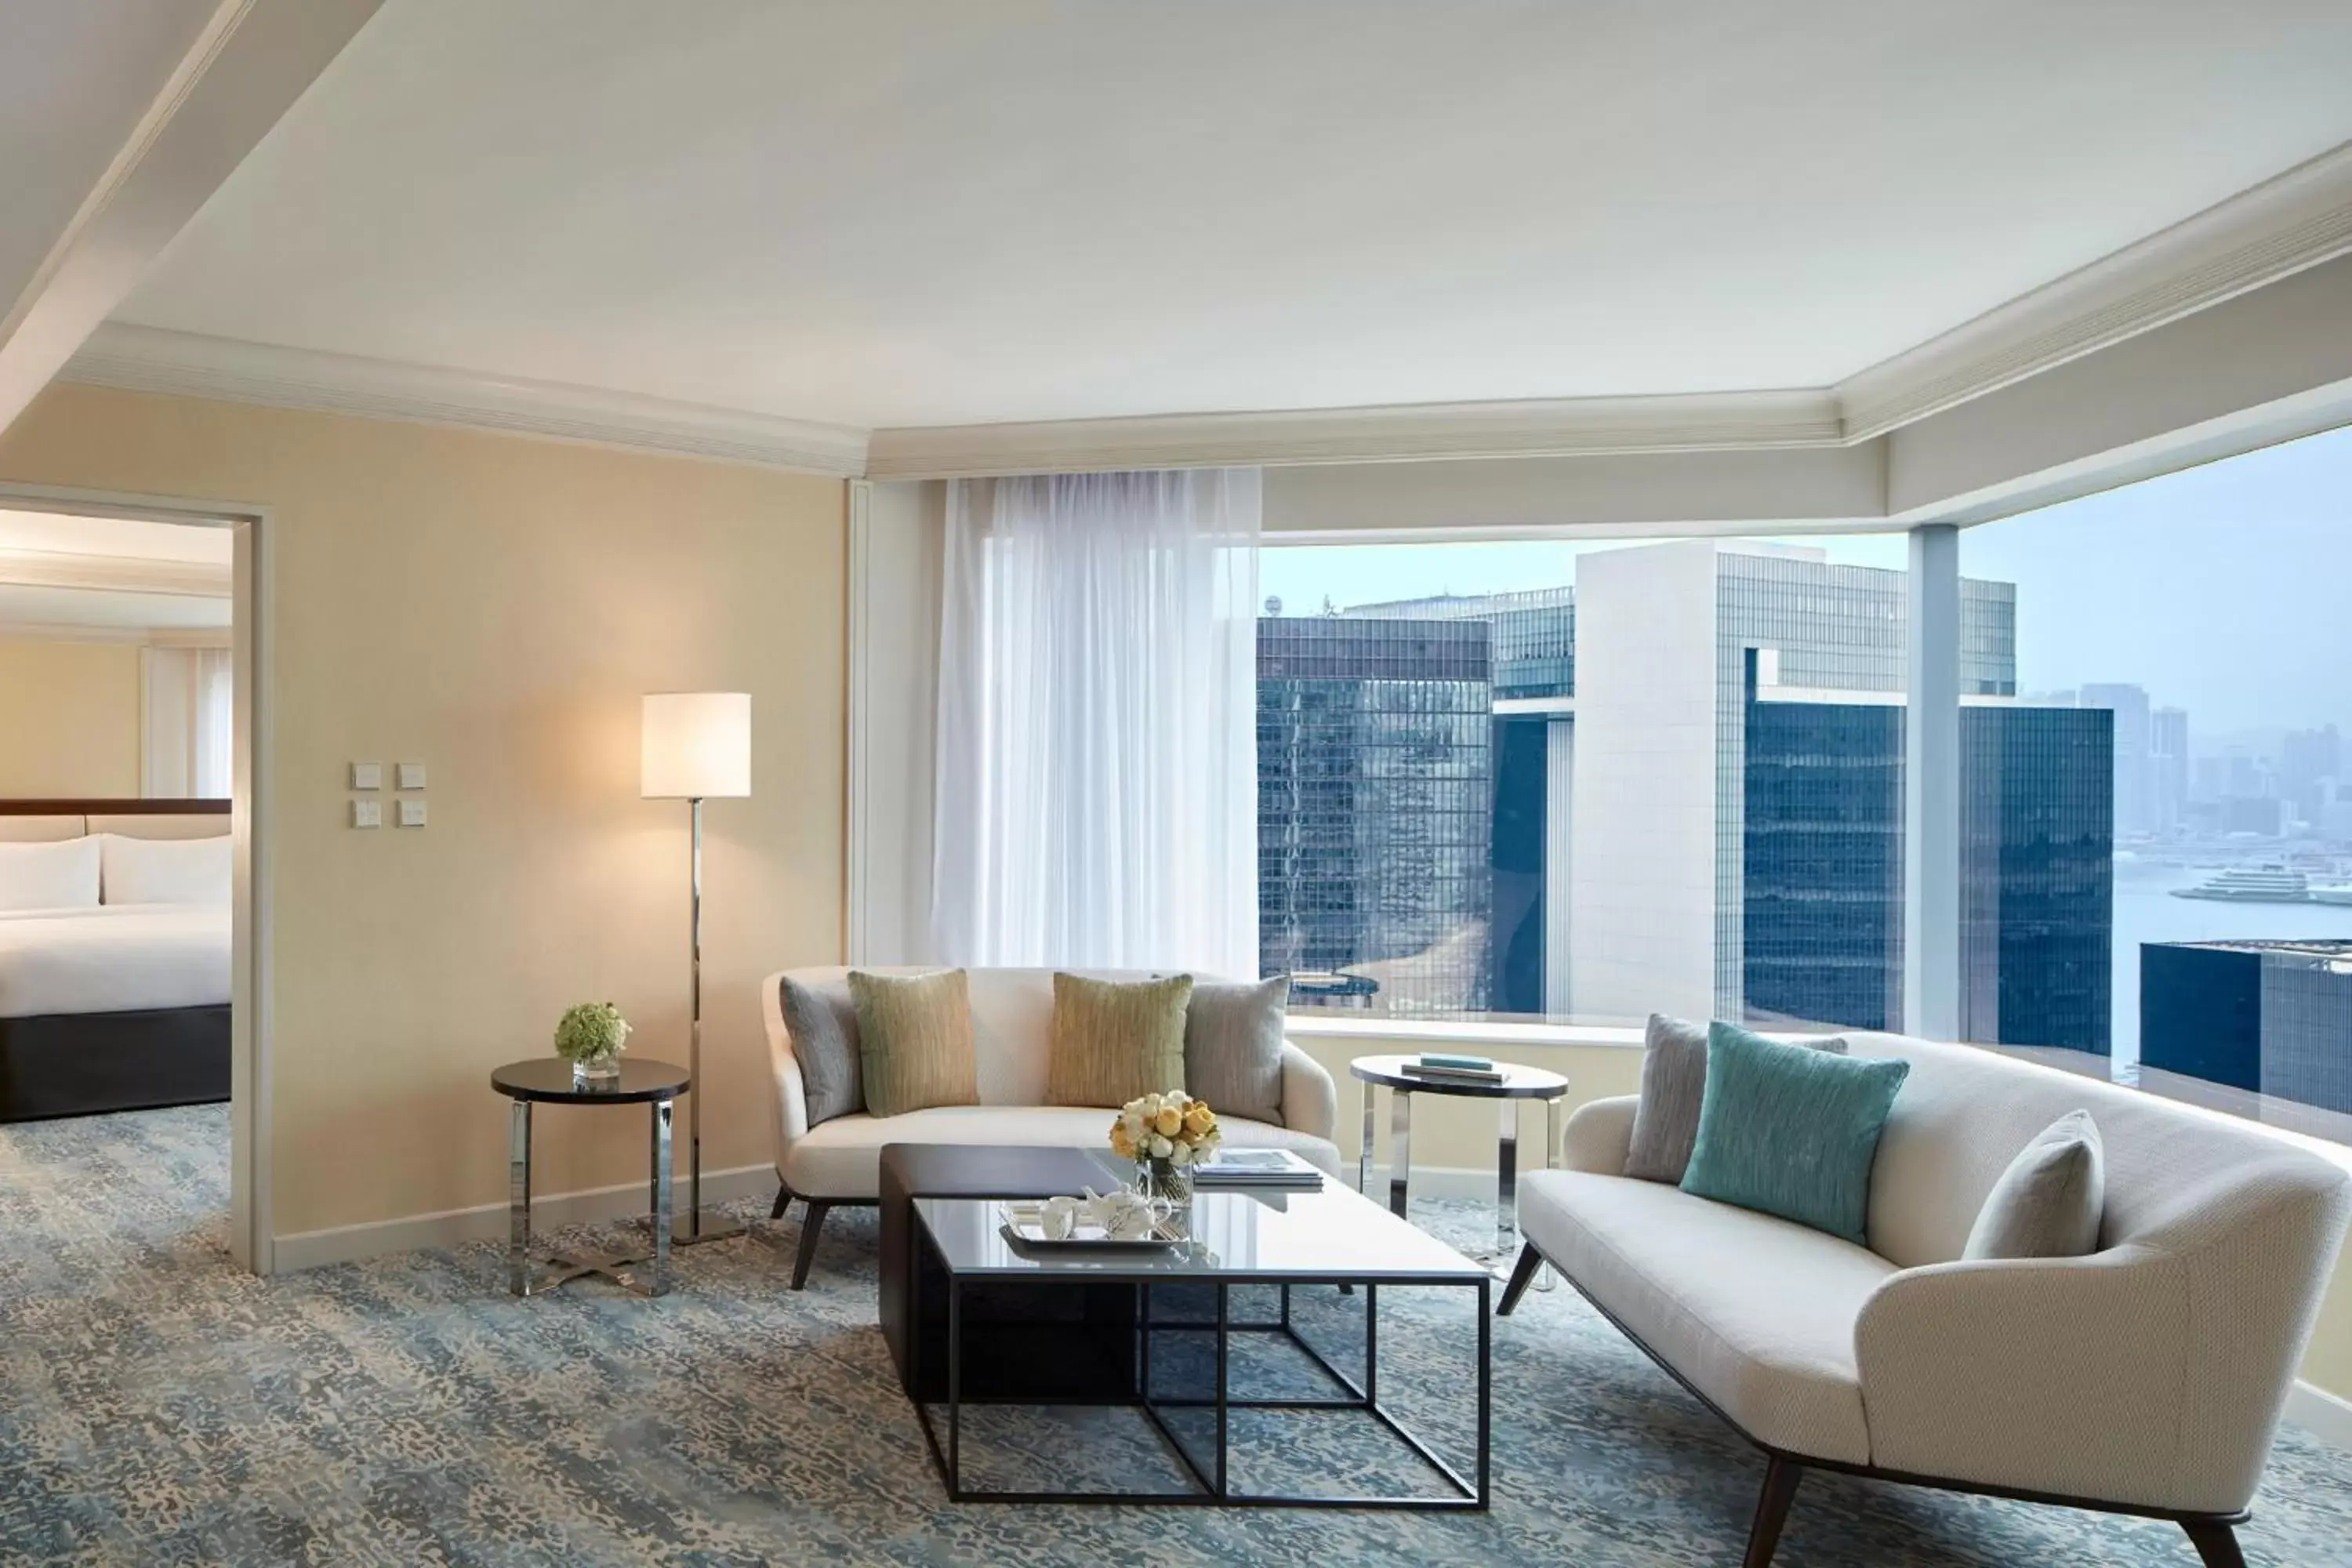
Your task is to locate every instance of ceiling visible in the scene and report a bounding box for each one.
[0,508,231,565]
[103,1,2352,433]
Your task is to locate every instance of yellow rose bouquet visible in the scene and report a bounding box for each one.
[1110,1091,1221,1206]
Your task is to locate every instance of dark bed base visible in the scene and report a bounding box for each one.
[1497,1243,2249,1568]
[0,1005,230,1123]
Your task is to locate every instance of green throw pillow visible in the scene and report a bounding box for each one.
[848,969,979,1118]
[1680,1022,1909,1247]
[1046,972,1193,1108]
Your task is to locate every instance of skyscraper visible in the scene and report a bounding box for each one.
[2080,683,2154,837]
[2281,725,2343,828]
[1256,615,1494,1014]
[2151,706,2190,835]
[2143,939,2352,1113]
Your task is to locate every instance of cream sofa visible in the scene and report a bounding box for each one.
[1501,1032,2351,1568]
[762,966,1343,1287]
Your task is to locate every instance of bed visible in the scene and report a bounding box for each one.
[0,802,231,1122]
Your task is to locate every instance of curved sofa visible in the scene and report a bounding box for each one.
[761,965,1342,1287]
[1501,1032,2351,1568]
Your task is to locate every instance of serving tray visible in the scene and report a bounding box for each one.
[999,1200,1183,1250]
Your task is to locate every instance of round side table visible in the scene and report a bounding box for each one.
[1349,1054,1569,1261]
[492,1057,690,1298]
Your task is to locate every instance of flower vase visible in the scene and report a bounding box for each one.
[1137,1157,1194,1235]
[572,1053,622,1088]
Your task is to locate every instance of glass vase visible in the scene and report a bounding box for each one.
[572,1052,622,1088]
[1137,1157,1194,1236]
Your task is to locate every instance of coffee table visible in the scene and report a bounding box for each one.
[908,1178,1490,1509]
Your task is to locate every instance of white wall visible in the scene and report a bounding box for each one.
[850,478,943,962]
[1566,539,1722,1022]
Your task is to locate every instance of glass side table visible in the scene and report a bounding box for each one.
[491,1057,691,1298]
[1349,1053,1568,1265]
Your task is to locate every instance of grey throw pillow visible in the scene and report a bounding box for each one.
[1623,1014,1846,1183]
[1184,975,1290,1127]
[779,976,863,1126]
[1963,1109,2105,1261]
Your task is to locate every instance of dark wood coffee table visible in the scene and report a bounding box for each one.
[879,1144,1138,1401]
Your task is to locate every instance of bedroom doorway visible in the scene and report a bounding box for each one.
[0,485,270,1274]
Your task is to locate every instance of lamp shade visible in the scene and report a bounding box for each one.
[641,692,751,798]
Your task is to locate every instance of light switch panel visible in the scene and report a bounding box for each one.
[352,799,382,829]
[397,762,426,790]
[397,798,427,828]
[350,762,383,790]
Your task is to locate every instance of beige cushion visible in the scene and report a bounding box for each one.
[849,969,978,1118]
[779,1104,1342,1199]
[1184,975,1290,1126]
[1963,1109,2104,1261]
[1045,972,1191,1108]
[1519,1167,1894,1465]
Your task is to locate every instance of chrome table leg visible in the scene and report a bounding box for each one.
[1359,1083,1377,1196]
[1388,1088,1412,1218]
[508,1099,532,1296]
[1497,1098,1519,1256]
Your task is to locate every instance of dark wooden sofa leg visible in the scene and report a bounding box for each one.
[2180,1519,2246,1568]
[768,1185,791,1220]
[1497,1242,1544,1316]
[1743,1456,1803,1568]
[789,1200,833,1290]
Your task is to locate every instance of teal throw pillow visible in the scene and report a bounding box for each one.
[1680,1022,1910,1247]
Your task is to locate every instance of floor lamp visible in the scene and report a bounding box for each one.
[642,691,750,1246]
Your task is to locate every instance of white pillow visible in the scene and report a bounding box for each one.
[0,836,101,911]
[100,832,231,906]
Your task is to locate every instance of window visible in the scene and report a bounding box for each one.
[1962,422,2352,1137]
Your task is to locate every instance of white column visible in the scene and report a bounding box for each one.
[1904,524,1962,1040]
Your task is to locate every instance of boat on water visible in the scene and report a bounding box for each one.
[2172,866,2311,903]
[2312,884,2352,906]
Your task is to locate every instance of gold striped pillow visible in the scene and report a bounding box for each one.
[848,969,978,1118]
[1046,973,1193,1109]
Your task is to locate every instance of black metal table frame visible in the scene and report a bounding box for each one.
[909,1234,1491,1510]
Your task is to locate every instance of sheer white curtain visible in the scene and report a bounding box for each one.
[931,468,1261,975]
[142,645,234,798]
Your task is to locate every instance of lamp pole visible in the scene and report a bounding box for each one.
[677,792,742,1245]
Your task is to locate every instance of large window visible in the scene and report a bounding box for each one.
[1962,422,2352,1133]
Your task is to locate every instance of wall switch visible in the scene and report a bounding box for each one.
[397,798,427,828]
[350,762,382,790]
[352,800,382,829]
[397,762,426,790]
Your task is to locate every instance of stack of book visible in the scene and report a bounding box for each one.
[1192,1149,1326,1189]
[1399,1053,1506,1086]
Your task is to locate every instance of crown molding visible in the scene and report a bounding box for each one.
[0,622,229,644]
[1838,138,2352,441]
[864,389,1846,480]
[60,324,870,477]
[0,546,230,597]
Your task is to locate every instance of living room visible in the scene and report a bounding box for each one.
[2,3,2350,1563]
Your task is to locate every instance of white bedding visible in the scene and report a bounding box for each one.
[0,904,230,1018]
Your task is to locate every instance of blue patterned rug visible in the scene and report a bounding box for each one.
[2,1105,2348,1566]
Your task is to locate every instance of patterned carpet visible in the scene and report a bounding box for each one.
[2,1107,2350,1566]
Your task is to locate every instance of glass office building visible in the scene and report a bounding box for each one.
[2143,939,2352,1113]
[1256,616,1494,1014]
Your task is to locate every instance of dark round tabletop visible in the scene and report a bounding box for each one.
[491,1058,691,1105]
[1349,1052,1569,1100]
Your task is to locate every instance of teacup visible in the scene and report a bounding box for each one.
[1039,1195,1080,1241]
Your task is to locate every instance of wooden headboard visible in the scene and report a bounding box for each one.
[0,800,229,815]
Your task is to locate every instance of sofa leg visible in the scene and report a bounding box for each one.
[1497,1242,1544,1316]
[1742,1455,1803,1568]
[768,1185,791,1221]
[789,1200,833,1290]
[2180,1519,2245,1568]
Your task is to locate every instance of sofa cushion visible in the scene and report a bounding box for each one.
[1184,975,1290,1127]
[850,969,979,1117]
[1624,1016,1849,1184]
[779,975,863,1126]
[1962,1108,2105,1261]
[779,1106,1343,1199]
[1046,972,1192,1108]
[1682,1022,1908,1246]
[1520,1168,1893,1465]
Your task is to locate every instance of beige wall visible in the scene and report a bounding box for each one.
[0,383,845,1241]
[0,635,140,795]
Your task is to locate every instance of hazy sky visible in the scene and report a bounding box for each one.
[1261,422,2352,751]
